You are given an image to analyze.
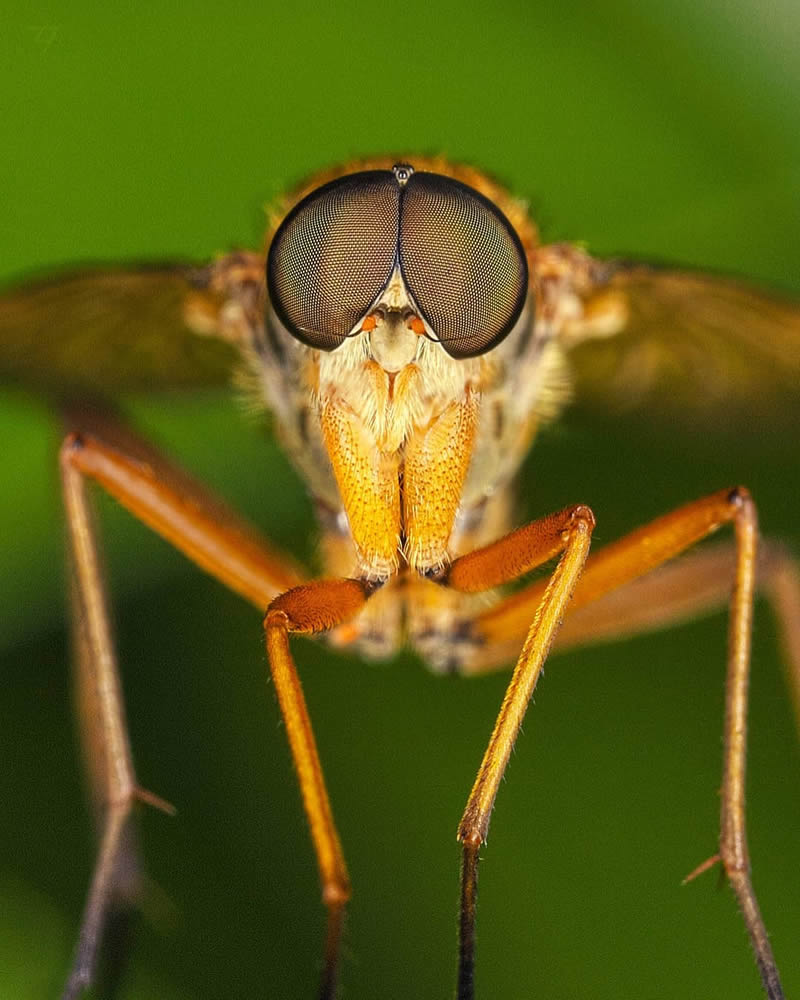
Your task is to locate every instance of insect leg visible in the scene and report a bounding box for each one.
[556,537,799,669]
[467,538,800,738]
[55,405,312,996]
[265,578,373,1000]
[443,504,596,999]
[58,406,305,606]
[59,437,175,999]
[455,488,785,1000]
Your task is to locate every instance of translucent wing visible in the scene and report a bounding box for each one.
[0,262,248,397]
[558,256,800,429]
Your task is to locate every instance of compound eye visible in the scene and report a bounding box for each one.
[267,171,399,350]
[399,173,528,359]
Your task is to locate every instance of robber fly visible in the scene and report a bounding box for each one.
[1,157,799,1000]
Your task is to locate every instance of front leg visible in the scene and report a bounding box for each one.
[264,578,375,998]
[445,504,596,998]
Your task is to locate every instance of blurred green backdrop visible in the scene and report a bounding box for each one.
[1,2,798,999]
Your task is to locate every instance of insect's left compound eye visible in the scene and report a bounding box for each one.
[399,172,528,359]
[267,171,399,351]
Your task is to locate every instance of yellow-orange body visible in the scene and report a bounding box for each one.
[249,157,584,669]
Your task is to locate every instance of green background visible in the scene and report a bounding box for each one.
[1,2,799,998]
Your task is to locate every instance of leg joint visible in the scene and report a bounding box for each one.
[723,485,758,541]
[566,503,596,535]
[59,430,87,467]
[265,578,371,634]
[322,882,351,907]
[457,829,484,850]
[726,485,752,509]
[263,606,291,630]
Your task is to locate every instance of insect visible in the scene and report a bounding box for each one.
[1,157,798,999]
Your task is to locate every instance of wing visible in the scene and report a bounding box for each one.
[550,249,800,429]
[0,257,263,398]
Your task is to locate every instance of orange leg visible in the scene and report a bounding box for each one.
[554,537,799,660]
[60,402,305,606]
[264,578,373,998]
[56,406,320,998]
[443,504,596,999]
[554,538,800,738]
[60,433,176,999]
[464,538,800,735]
[446,488,785,1000]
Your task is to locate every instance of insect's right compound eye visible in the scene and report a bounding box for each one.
[267,171,400,351]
